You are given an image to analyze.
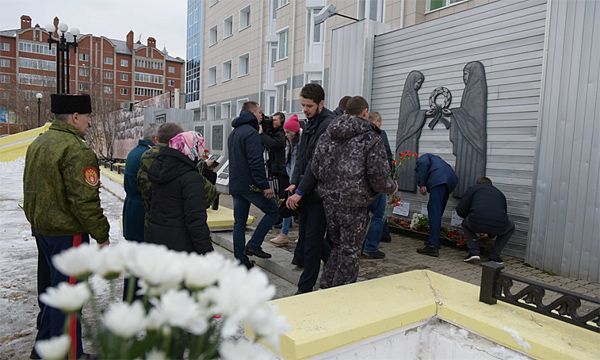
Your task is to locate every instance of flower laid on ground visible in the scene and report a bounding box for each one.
[410,212,429,232]
[34,334,70,360]
[40,282,91,313]
[42,242,290,360]
[384,150,419,217]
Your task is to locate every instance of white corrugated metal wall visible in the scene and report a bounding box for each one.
[370,0,548,258]
[528,0,600,282]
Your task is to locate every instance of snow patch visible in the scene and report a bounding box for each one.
[503,326,531,352]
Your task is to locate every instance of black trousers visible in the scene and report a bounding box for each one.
[296,201,331,293]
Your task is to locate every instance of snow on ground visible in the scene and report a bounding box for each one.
[0,158,125,359]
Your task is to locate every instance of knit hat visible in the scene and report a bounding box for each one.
[283,114,300,132]
[169,131,206,162]
[51,94,92,114]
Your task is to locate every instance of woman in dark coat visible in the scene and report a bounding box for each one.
[146,131,213,254]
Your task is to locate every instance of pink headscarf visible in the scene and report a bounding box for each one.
[169,131,206,162]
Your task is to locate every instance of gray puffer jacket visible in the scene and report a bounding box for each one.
[310,114,397,208]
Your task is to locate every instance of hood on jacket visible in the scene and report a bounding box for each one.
[326,114,380,141]
[148,147,198,184]
[232,109,259,130]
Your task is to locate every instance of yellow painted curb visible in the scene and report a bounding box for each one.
[262,270,599,360]
[0,123,50,162]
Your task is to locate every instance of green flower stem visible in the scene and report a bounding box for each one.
[125,275,137,304]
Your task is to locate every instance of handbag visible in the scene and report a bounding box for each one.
[278,199,299,218]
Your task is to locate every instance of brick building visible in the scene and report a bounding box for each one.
[0,15,185,128]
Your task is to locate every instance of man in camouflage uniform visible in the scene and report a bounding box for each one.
[309,96,398,289]
[23,94,110,359]
[137,123,218,235]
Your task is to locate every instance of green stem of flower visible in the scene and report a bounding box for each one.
[126,275,137,304]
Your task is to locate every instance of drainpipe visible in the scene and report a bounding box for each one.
[288,0,296,113]
[259,0,264,103]
[400,0,405,28]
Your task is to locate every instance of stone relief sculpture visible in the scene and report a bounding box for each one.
[394,62,488,196]
[395,70,427,191]
[449,61,488,197]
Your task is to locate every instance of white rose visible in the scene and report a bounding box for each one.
[102,301,147,338]
[52,245,99,278]
[34,334,70,360]
[40,282,91,313]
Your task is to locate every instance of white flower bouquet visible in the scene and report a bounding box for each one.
[35,242,290,360]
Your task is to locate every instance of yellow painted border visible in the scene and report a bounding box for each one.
[0,123,50,162]
[264,270,599,360]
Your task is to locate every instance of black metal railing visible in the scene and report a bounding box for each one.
[480,262,599,332]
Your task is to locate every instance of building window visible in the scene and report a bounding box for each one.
[427,0,463,12]
[207,104,216,120]
[1,59,9,67]
[221,102,231,119]
[236,98,248,115]
[79,68,89,76]
[104,57,113,65]
[121,73,128,81]
[79,53,89,61]
[305,72,323,86]
[222,59,232,81]
[208,66,217,86]
[224,15,233,38]
[104,86,112,94]
[0,43,9,51]
[209,25,218,46]
[168,66,175,73]
[278,0,289,7]
[238,53,249,77]
[121,88,128,95]
[18,73,55,86]
[104,71,113,79]
[1,75,9,83]
[121,59,129,67]
[19,58,56,71]
[276,83,287,112]
[79,83,89,91]
[306,8,325,64]
[239,5,251,30]
[135,59,163,70]
[210,0,218,6]
[135,72,164,84]
[168,79,175,86]
[18,41,56,55]
[135,87,163,97]
[358,0,385,21]
[277,27,288,60]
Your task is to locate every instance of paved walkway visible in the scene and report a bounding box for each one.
[217,195,600,306]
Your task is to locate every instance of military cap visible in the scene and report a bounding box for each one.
[51,94,93,114]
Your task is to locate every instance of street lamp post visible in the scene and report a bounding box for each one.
[36,93,43,127]
[44,23,80,94]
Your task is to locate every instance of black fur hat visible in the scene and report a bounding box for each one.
[51,94,92,114]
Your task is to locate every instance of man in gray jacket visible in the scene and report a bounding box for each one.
[310,96,398,289]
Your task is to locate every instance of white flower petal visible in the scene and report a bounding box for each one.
[219,339,259,360]
[34,334,70,360]
[125,243,186,286]
[40,282,91,312]
[145,349,167,360]
[102,301,147,338]
[243,303,291,349]
[52,245,99,278]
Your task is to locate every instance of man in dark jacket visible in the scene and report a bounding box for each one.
[24,94,109,359]
[415,153,458,257]
[260,111,287,198]
[146,132,213,255]
[285,84,337,294]
[310,96,398,289]
[332,95,351,116]
[457,177,514,264]
[228,101,279,269]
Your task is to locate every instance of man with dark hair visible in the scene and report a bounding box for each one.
[285,83,335,294]
[260,111,287,199]
[363,111,394,259]
[415,154,458,257]
[457,177,514,264]
[309,96,398,289]
[24,93,110,359]
[333,95,352,116]
[229,101,279,269]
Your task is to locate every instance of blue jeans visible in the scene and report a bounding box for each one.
[364,194,386,252]
[281,217,292,235]
[232,192,279,264]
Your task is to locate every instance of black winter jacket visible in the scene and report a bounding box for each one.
[228,110,270,194]
[260,126,286,176]
[456,183,511,233]
[292,107,335,198]
[310,114,397,208]
[146,146,213,254]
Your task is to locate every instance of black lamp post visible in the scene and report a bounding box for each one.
[36,93,43,127]
[44,23,80,94]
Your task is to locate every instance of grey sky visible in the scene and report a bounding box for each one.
[0,0,188,59]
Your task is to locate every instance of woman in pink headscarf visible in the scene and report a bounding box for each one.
[146,131,213,254]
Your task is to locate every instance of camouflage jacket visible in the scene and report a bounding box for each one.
[23,120,110,242]
[138,143,218,229]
